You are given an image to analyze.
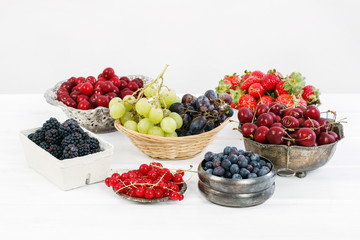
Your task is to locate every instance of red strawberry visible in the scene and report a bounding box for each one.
[257,95,274,105]
[276,94,307,108]
[224,73,241,86]
[261,70,281,91]
[248,83,265,98]
[240,76,261,92]
[250,70,265,80]
[274,81,288,96]
[302,85,320,103]
[238,94,257,111]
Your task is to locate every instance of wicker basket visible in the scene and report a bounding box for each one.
[44,75,152,133]
[114,118,230,160]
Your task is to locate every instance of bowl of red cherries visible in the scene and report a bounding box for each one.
[44,67,151,133]
[237,103,345,177]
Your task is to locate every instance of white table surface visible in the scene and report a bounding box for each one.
[1,93,359,240]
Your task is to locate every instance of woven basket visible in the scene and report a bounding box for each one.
[114,118,230,160]
[44,75,152,133]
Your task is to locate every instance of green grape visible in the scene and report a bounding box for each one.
[124,120,138,132]
[120,111,134,125]
[163,109,171,117]
[110,102,125,119]
[109,97,122,109]
[169,112,183,129]
[160,117,177,133]
[123,95,136,111]
[165,132,178,137]
[148,107,163,124]
[148,126,165,137]
[144,83,158,97]
[137,118,154,134]
[175,95,181,103]
[160,89,177,108]
[135,98,151,116]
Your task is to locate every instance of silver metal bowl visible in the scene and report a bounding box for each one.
[243,122,344,178]
[44,75,152,133]
[197,159,276,207]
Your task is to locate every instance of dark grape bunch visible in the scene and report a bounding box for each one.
[202,146,272,179]
[28,118,101,160]
[169,90,234,136]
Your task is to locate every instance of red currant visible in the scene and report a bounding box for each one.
[139,164,150,175]
[169,184,179,192]
[111,173,121,180]
[105,177,111,187]
[154,189,163,199]
[173,174,183,184]
[110,178,119,187]
[135,187,145,197]
[170,192,179,201]
[144,188,155,199]
[178,194,184,201]
[114,183,125,193]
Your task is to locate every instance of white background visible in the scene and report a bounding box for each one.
[1,0,360,94]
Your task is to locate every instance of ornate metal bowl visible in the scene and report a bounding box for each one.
[44,75,152,133]
[198,159,276,207]
[242,122,344,178]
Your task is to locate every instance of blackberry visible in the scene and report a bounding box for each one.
[39,141,50,150]
[29,129,45,145]
[82,132,90,140]
[58,119,83,137]
[48,145,63,159]
[77,143,91,157]
[42,117,60,131]
[61,132,82,146]
[45,129,63,145]
[86,137,100,151]
[62,144,79,159]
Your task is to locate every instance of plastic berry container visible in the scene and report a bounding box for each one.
[197,157,276,207]
[19,127,114,190]
[44,75,152,133]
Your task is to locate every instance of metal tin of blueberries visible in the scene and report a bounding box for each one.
[198,154,276,207]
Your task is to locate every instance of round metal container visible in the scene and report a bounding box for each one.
[242,123,344,177]
[197,159,276,207]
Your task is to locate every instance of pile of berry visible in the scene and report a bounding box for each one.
[56,67,144,110]
[105,162,185,201]
[169,90,233,136]
[238,104,340,146]
[202,146,272,179]
[28,118,101,159]
[216,70,320,111]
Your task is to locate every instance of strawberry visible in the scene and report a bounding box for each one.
[248,83,265,99]
[215,80,231,94]
[302,85,320,104]
[238,94,257,111]
[261,70,281,91]
[250,70,265,80]
[257,95,274,105]
[240,76,261,92]
[274,81,288,96]
[276,94,307,108]
[224,73,241,86]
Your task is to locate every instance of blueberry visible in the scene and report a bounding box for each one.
[250,160,261,168]
[230,146,238,155]
[230,164,240,174]
[221,159,232,170]
[213,160,221,168]
[237,157,248,168]
[217,152,224,158]
[205,161,213,170]
[266,162,272,169]
[206,169,213,174]
[247,173,258,179]
[250,154,260,162]
[252,167,259,174]
[232,173,242,179]
[240,168,250,178]
[244,151,253,157]
[258,168,268,176]
[261,166,270,173]
[228,154,239,164]
[222,154,228,160]
[213,166,225,177]
[247,164,254,172]
[204,151,214,161]
[223,146,232,155]
[224,171,232,178]
[213,154,221,162]
[238,149,245,155]
[259,159,266,166]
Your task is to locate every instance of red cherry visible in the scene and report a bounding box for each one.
[144,188,155,199]
[304,105,320,120]
[266,127,286,145]
[254,126,269,144]
[256,113,274,128]
[86,76,97,85]
[127,82,139,92]
[255,104,269,118]
[103,67,115,80]
[318,118,331,132]
[237,107,254,124]
[268,112,278,122]
[120,76,130,83]
[77,100,91,110]
[281,116,299,128]
[328,131,339,141]
[303,119,320,135]
[297,128,317,146]
[269,102,284,116]
[317,132,336,145]
[95,95,109,107]
[75,77,86,85]
[298,118,305,127]
[77,95,89,103]
[79,82,94,96]
[271,122,283,128]
[241,123,257,138]
[284,107,303,119]
[110,76,121,87]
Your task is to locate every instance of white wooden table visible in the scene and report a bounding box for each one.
[1,93,359,240]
